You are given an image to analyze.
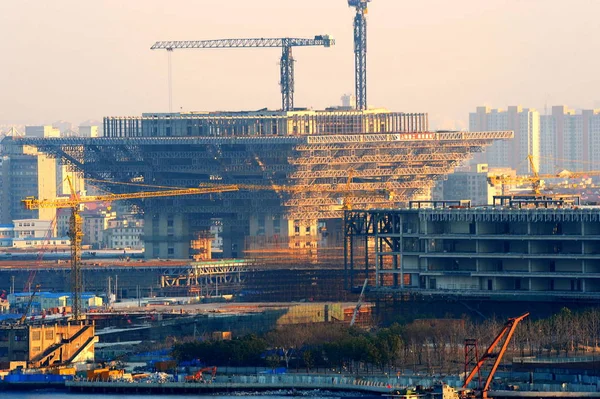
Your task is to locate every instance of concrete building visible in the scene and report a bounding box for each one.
[56,208,70,237]
[0,221,69,248]
[11,237,70,249]
[0,323,97,370]
[0,145,57,223]
[13,219,54,239]
[104,218,144,250]
[82,211,116,249]
[539,106,600,173]
[25,126,60,138]
[0,224,13,239]
[9,109,512,260]
[79,125,99,138]
[432,164,500,205]
[345,198,600,301]
[210,219,224,255]
[470,106,540,175]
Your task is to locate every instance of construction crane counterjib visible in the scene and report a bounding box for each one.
[150,36,335,50]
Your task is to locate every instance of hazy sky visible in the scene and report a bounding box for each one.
[1,0,600,129]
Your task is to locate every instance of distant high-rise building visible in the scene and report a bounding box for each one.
[0,145,57,224]
[79,125,99,138]
[52,120,74,135]
[539,106,600,173]
[25,125,60,138]
[432,164,502,206]
[469,106,540,175]
[340,94,356,109]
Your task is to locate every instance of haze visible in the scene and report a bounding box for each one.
[1,0,599,130]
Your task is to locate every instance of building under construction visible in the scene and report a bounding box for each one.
[344,197,600,318]
[0,322,96,370]
[4,109,512,264]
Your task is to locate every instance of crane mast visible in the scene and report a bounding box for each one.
[23,182,239,320]
[151,36,334,112]
[349,0,371,110]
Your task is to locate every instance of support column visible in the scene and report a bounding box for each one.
[222,219,247,259]
[143,213,191,259]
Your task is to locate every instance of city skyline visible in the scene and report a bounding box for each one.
[1,0,600,129]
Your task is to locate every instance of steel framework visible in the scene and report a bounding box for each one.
[3,109,512,261]
[344,205,600,301]
[5,117,512,225]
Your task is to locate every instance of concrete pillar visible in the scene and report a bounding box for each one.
[143,213,190,259]
[324,219,343,247]
[222,219,247,259]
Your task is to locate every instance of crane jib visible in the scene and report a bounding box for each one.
[150,36,335,50]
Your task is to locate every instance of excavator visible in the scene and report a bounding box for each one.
[185,366,217,383]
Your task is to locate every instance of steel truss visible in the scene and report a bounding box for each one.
[5,129,511,222]
[160,261,252,296]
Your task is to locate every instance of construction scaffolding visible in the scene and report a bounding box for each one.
[344,201,600,301]
[4,109,512,261]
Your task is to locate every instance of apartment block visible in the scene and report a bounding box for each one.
[469,106,540,175]
[78,125,99,138]
[82,211,116,249]
[432,164,501,205]
[104,218,144,250]
[539,106,600,173]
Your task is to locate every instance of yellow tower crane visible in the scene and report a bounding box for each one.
[487,155,600,195]
[23,180,239,320]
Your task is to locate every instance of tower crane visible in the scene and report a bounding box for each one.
[348,0,371,110]
[488,155,600,195]
[23,181,239,321]
[151,36,335,112]
[342,169,355,211]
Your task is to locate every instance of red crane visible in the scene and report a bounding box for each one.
[462,313,529,399]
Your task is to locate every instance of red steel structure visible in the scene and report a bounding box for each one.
[462,313,530,399]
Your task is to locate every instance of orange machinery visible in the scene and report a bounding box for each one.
[462,313,529,399]
[185,366,217,383]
